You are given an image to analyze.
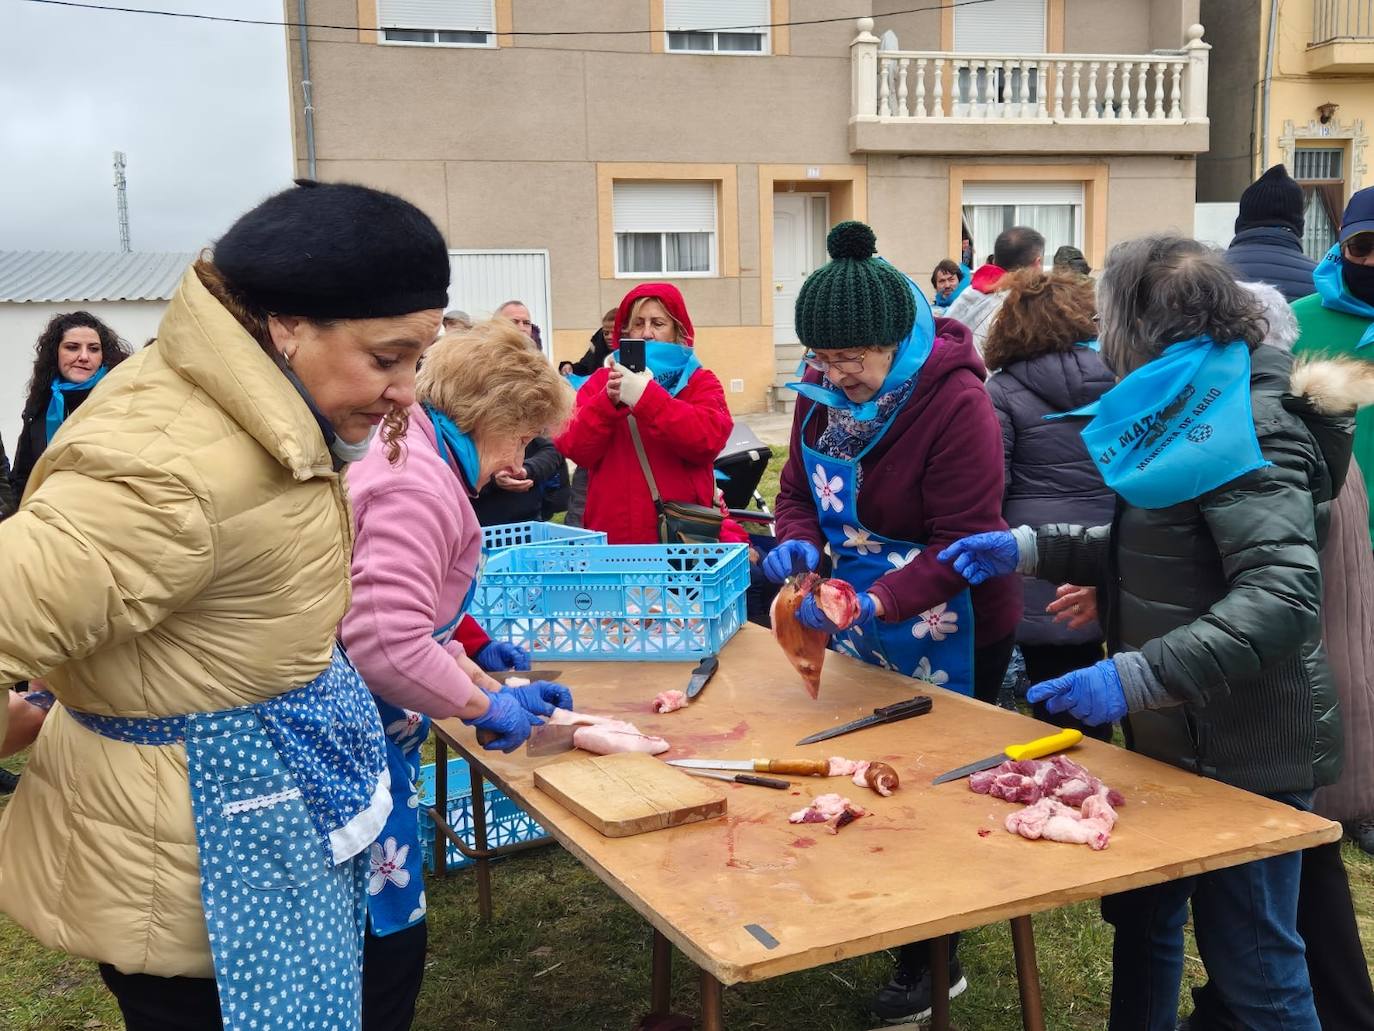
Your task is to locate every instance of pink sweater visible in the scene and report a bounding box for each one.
[341,405,484,716]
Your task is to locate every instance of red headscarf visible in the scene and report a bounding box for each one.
[611,282,696,349]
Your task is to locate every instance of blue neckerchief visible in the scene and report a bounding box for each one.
[610,342,702,397]
[423,403,481,490]
[1052,336,1268,509]
[566,372,591,391]
[45,366,107,444]
[1314,244,1374,347]
[1075,339,1101,351]
[786,266,935,420]
[933,267,973,309]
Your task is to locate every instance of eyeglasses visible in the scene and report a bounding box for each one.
[802,349,870,374]
[1346,233,1374,260]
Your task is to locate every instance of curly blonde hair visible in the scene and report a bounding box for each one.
[417,320,573,439]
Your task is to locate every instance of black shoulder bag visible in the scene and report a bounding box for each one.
[626,415,724,544]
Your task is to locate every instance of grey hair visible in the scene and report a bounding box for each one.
[1097,235,1268,376]
[1239,280,1299,353]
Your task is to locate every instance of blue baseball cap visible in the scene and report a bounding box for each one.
[1340,185,1374,242]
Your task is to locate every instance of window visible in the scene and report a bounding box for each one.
[1293,146,1345,259]
[613,180,718,276]
[953,0,1047,53]
[664,0,769,55]
[378,0,495,47]
[962,181,1083,263]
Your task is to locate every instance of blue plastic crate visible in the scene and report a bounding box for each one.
[481,521,605,557]
[470,543,749,661]
[416,757,550,873]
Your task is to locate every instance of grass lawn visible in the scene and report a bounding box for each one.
[5,446,1373,1029]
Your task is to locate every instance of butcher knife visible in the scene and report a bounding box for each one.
[684,656,719,699]
[795,695,933,746]
[667,758,831,777]
[930,728,1084,785]
[681,768,791,790]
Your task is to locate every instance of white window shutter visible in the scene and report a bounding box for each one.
[953,0,1046,52]
[378,0,495,31]
[663,0,770,33]
[613,181,718,234]
[962,181,1083,206]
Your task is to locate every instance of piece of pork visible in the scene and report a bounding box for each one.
[788,792,867,834]
[1004,791,1118,850]
[969,755,1125,807]
[546,708,670,756]
[652,690,689,714]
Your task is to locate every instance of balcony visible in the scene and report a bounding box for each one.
[848,19,1210,156]
[1309,0,1374,72]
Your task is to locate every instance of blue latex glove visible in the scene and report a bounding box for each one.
[1026,659,1127,727]
[762,539,820,585]
[464,689,543,752]
[797,591,876,634]
[475,640,531,672]
[505,680,575,717]
[937,531,1019,585]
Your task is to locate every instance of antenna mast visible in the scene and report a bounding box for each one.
[113,151,131,253]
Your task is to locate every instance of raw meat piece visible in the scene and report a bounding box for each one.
[1004,791,1118,850]
[787,792,867,834]
[813,579,861,628]
[864,761,900,797]
[652,690,689,714]
[546,708,669,756]
[968,755,1125,808]
[770,573,827,698]
[504,677,531,688]
[824,757,899,796]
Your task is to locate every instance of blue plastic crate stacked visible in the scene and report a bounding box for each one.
[481,521,606,557]
[470,542,750,660]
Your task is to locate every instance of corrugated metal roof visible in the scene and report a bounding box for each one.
[0,250,195,303]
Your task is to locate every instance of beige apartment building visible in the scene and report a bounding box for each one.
[286,0,1210,414]
[1200,0,1372,258]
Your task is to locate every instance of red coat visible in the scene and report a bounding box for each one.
[557,367,734,545]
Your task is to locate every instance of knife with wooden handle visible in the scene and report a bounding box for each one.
[667,757,832,776]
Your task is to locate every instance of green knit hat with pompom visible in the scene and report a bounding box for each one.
[794,221,915,351]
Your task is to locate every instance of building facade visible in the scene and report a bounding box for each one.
[287,0,1208,413]
[1199,0,1371,258]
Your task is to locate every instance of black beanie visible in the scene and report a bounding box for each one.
[214,180,451,319]
[1235,164,1305,235]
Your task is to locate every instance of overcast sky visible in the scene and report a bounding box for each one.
[0,0,294,253]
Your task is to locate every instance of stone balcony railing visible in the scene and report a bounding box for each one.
[1309,0,1374,71]
[848,18,1211,155]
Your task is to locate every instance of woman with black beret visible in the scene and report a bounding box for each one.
[0,180,451,1031]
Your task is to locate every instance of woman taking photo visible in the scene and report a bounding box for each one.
[0,180,451,1031]
[556,283,734,544]
[983,269,1114,738]
[941,235,1365,1031]
[11,311,130,499]
[342,320,575,1031]
[764,221,1021,1024]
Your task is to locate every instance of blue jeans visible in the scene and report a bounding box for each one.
[1101,791,1318,1031]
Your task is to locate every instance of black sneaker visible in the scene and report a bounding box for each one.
[869,956,967,1024]
[0,769,19,795]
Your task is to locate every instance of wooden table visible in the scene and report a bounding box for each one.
[430,624,1339,1030]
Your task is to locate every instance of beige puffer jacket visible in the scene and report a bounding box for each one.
[0,268,353,977]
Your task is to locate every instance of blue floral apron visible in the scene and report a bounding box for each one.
[801,406,975,693]
[365,580,476,937]
[67,647,389,1031]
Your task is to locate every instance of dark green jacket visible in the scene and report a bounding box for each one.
[1036,345,1343,794]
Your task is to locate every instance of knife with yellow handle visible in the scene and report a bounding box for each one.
[930,728,1084,785]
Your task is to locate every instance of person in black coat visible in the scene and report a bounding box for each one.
[470,436,567,526]
[12,311,131,501]
[0,435,15,520]
[1224,164,1318,301]
[561,309,617,377]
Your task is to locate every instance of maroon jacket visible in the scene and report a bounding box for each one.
[774,319,1021,648]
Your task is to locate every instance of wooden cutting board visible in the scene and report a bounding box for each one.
[533,752,727,838]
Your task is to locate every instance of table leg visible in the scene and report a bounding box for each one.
[930,935,951,1031]
[434,736,448,879]
[699,969,724,1031]
[650,929,672,1014]
[470,760,493,925]
[1010,915,1047,1031]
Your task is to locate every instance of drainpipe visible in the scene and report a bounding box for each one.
[1259,0,1280,172]
[297,0,317,179]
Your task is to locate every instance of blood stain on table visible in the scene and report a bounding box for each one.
[978,828,992,838]
[868,845,884,853]
[662,721,752,759]
[790,837,816,848]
